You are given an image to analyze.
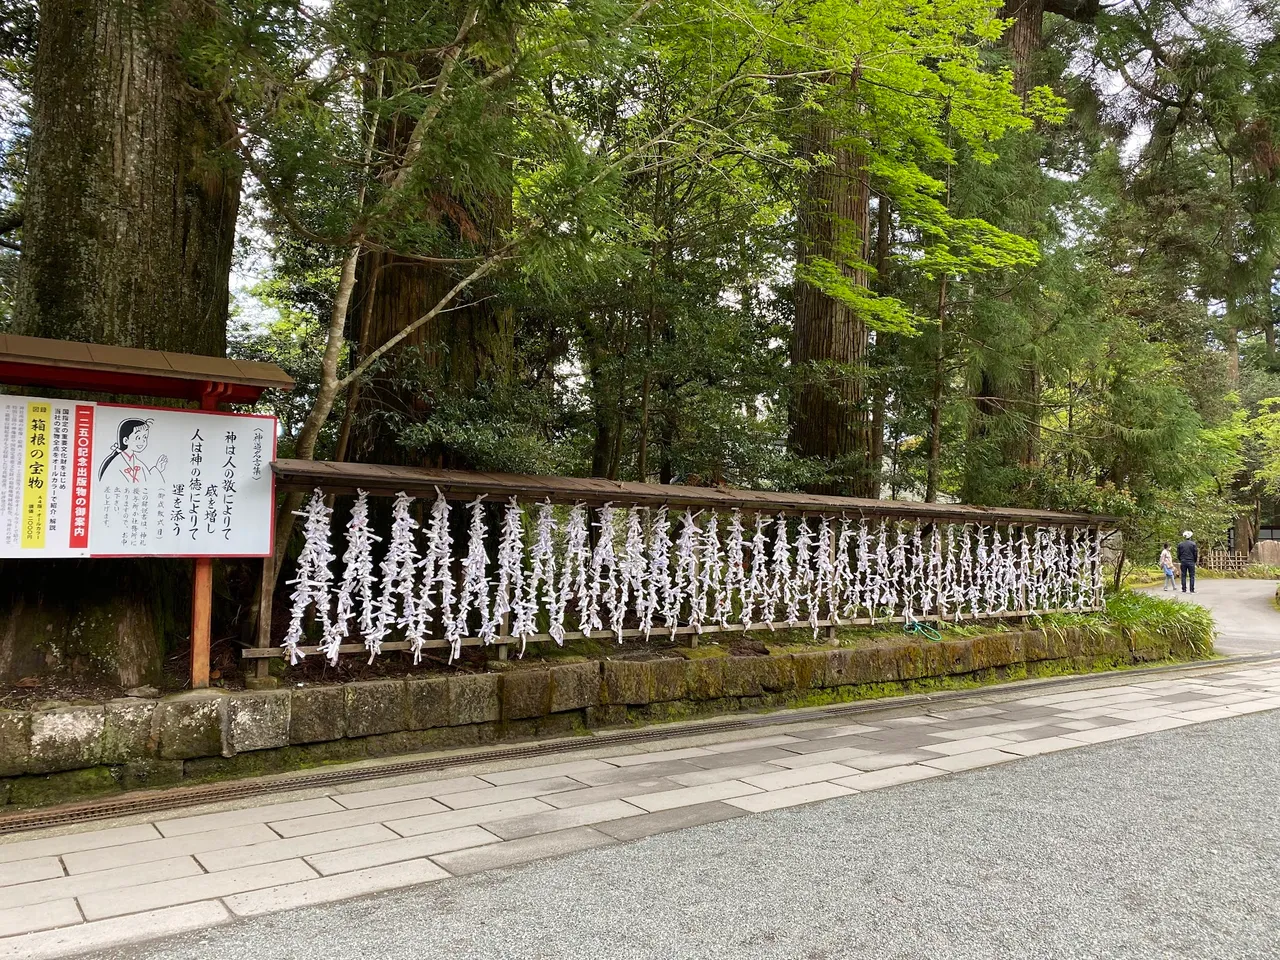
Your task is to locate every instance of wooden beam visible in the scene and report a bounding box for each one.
[269,460,1115,527]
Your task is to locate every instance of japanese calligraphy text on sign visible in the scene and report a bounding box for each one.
[0,395,277,558]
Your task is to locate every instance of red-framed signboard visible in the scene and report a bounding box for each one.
[1,394,277,559]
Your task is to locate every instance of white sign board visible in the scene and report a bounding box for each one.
[0,395,277,558]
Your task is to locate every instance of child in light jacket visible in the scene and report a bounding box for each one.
[1159,543,1175,591]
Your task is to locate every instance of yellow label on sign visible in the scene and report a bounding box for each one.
[21,401,50,549]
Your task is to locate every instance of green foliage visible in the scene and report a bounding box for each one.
[1035,588,1215,658]
[7,0,1274,552]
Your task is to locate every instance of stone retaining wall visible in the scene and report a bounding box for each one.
[0,625,1200,807]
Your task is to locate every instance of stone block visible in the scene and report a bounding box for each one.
[0,710,32,776]
[928,639,974,677]
[973,634,1020,670]
[290,686,346,744]
[722,655,794,697]
[549,662,601,713]
[756,654,795,693]
[1042,629,1070,659]
[1003,632,1027,665]
[649,659,688,702]
[345,680,410,738]
[1022,630,1050,662]
[1062,628,1087,658]
[120,759,185,791]
[835,647,896,685]
[156,693,228,760]
[28,705,105,773]
[896,643,927,681]
[826,649,858,686]
[101,698,157,763]
[602,660,651,705]
[407,677,450,730]
[447,673,501,726]
[228,691,291,753]
[684,657,725,701]
[792,651,832,690]
[503,668,551,721]
[721,657,765,698]
[1083,627,1117,658]
[866,646,900,683]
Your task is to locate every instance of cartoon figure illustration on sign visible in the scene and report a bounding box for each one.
[97,418,168,484]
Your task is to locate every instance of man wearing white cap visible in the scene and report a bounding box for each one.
[1176,531,1198,593]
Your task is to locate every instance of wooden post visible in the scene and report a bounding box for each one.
[251,551,275,685]
[191,557,213,689]
[190,382,228,690]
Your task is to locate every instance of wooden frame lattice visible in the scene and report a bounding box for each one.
[249,461,1116,668]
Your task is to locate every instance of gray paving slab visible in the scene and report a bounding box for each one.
[539,777,683,809]
[777,733,887,754]
[430,826,616,876]
[570,760,707,785]
[104,709,1280,960]
[681,746,797,768]
[590,801,746,841]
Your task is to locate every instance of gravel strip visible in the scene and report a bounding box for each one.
[112,711,1280,960]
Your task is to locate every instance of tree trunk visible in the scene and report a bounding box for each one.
[3,0,239,687]
[789,107,875,497]
[343,33,514,470]
[868,197,893,499]
[1225,323,1240,386]
[925,282,947,503]
[344,248,514,468]
[1000,0,1045,98]
[15,0,238,353]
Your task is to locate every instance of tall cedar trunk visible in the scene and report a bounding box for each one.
[1225,323,1240,386]
[868,197,893,498]
[344,249,514,468]
[1000,0,1045,98]
[790,111,875,497]
[344,43,514,470]
[964,2,1046,502]
[3,0,239,686]
[588,324,620,479]
[15,0,237,352]
[964,0,1100,503]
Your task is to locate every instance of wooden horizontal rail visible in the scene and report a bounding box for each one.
[241,605,1106,659]
[271,460,1115,527]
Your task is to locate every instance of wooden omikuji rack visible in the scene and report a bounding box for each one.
[246,460,1116,667]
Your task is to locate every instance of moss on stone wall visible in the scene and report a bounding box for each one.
[0,621,1209,810]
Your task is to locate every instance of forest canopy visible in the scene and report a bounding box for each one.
[1,0,1278,565]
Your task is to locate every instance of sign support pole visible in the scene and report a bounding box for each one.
[191,557,213,689]
[189,383,232,690]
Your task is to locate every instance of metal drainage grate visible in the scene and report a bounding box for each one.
[1,653,1271,836]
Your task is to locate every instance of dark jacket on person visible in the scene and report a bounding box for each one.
[1176,539,1199,565]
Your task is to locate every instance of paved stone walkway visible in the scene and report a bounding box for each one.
[2,659,1279,959]
[1143,578,1280,655]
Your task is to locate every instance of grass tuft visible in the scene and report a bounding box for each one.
[1034,589,1215,658]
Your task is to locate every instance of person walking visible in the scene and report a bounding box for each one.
[1159,543,1175,591]
[1176,531,1198,593]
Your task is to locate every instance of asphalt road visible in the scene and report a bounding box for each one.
[111,709,1280,960]
[1146,578,1280,655]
